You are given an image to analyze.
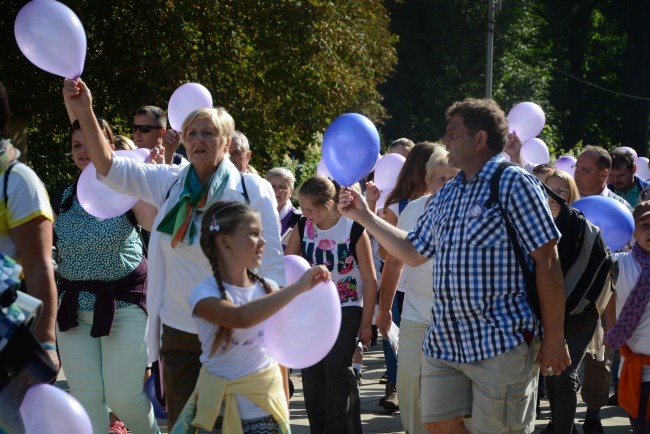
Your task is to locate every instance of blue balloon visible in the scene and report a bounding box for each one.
[572,196,634,251]
[144,373,167,420]
[322,113,380,187]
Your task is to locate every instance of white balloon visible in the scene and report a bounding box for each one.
[636,157,650,180]
[167,83,213,131]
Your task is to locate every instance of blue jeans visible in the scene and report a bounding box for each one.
[382,292,403,383]
[546,306,598,434]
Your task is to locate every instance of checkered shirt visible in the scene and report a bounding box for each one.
[408,154,561,363]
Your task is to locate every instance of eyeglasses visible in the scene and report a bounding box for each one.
[571,165,601,176]
[132,124,163,134]
[71,117,107,131]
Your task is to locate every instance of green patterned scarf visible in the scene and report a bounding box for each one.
[157,163,230,247]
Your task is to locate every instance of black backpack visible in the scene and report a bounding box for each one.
[486,162,615,318]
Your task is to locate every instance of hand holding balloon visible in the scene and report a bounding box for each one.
[338,187,371,223]
[504,133,523,164]
[294,265,332,293]
[62,78,93,119]
[364,181,381,211]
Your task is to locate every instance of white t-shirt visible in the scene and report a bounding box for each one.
[0,162,53,258]
[386,202,407,293]
[398,195,434,324]
[612,252,650,381]
[189,277,278,419]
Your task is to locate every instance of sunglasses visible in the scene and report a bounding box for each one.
[133,124,163,134]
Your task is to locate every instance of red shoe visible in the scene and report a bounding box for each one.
[109,420,128,434]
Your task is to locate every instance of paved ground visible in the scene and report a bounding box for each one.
[56,339,633,433]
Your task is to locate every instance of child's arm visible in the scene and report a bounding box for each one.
[193,265,330,329]
[284,222,301,256]
[355,232,378,346]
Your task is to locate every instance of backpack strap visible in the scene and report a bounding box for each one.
[398,197,409,214]
[485,161,541,318]
[240,172,250,204]
[297,216,307,256]
[349,221,365,263]
[3,160,19,205]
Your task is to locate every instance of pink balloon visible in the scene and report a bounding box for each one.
[168,83,213,131]
[375,189,389,212]
[521,138,550,165]
[264,256,342,369]
[618,146,638,159]
[636,157,650,180]
[77,148,150,219]
[374,154,406,192]
[507,102,545,141]
[14,0,86,78]
[555,155,577,177]
[283,255,310,285]
[316,159,332,179]
[20,384,92,434]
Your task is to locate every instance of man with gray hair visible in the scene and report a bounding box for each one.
[229,130,257,174]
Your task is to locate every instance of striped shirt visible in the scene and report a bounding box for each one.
[408,154,561,363]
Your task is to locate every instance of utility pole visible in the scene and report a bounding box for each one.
[485,0,496,98]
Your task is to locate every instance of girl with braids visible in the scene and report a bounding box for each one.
[173,201,330,434]
[285,176,377,434]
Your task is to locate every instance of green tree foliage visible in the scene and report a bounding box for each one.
[1,0,396,190]
[380,0,648,157]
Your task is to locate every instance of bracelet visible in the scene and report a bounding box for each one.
[41,342,57,351]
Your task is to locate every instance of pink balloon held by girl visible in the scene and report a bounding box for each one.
[173,201,330,434]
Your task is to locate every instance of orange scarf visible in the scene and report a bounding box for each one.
[618,344,650,419]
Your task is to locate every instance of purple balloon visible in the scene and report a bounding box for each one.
[636,157,650,180]
[144,373,167,420]
[14,0,86,78]
[20,384,92,434]
[316,158,332,179]
[322,113,380,187]
[264,261,341,368]
[521,138,550,165]
[168,83,213,131]
[77,148,150,219]
[572,196,634,251]
[374,153,406,192]
[555,155,576,176]
[283,255,310,286]
[617,146,638,159]
[507,102,545,141]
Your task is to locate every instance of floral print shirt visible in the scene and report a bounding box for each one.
[301,217,363,307]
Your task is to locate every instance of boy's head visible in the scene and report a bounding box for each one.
[633,200,650,253]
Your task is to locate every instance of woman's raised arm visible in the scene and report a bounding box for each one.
[62,78,113,176]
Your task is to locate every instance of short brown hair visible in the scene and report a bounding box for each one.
[445,98,508,153]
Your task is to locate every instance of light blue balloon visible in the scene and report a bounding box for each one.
[322,113,380,187]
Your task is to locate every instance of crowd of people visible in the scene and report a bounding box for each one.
[1,75,648,434]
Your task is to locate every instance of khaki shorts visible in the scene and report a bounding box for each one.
[420,340,540,434]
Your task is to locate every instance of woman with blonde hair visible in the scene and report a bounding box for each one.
[62,78,285,427]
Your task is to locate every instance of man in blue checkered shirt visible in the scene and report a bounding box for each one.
[339,99,571,434]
